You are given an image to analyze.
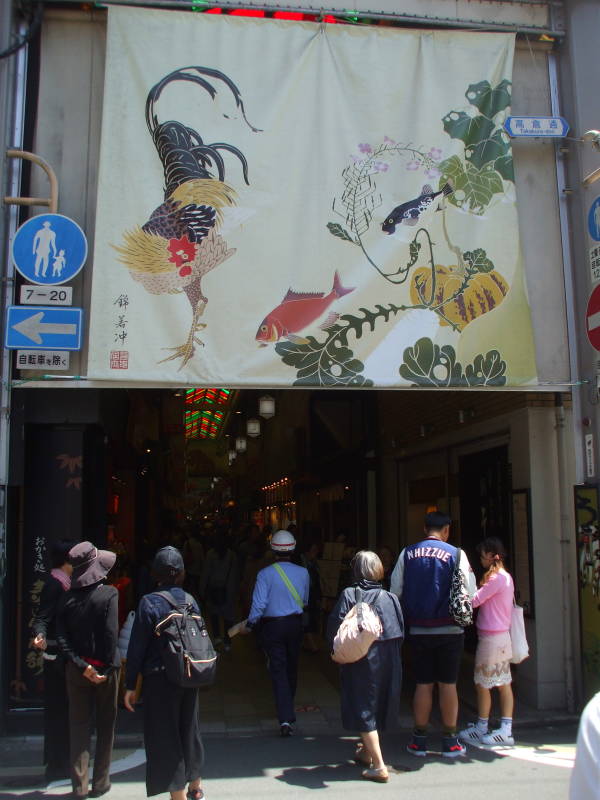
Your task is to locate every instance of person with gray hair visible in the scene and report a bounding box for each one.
[327,550,404,783]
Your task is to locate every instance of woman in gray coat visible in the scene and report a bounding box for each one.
[327,551,404,783]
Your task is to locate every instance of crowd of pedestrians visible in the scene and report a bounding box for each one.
[29,510,557,795]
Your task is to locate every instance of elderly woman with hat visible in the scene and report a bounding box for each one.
[123,546,205,800]
[56,541,120,799]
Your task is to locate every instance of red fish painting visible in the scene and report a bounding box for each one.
[256,271,355,345]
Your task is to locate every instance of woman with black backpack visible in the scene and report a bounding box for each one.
[327,551,404,783]
[124,546,206,800]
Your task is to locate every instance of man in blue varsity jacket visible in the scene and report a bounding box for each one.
[390,511,476,759]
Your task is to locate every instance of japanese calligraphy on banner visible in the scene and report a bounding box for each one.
[88,7,537,388]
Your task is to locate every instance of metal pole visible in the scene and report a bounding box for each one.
[548,51,583,711]
[554,394,577,712]
[548,51,584,482]
[0,14,29,729]
[1,25,28,566]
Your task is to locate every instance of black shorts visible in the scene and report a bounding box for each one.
[409,633,464,684]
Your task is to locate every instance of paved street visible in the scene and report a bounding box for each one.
[0,637,578,799]
[0,724,577,800]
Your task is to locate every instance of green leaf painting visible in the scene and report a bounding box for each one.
[274,304,406,386]
[465,79,512,119]
[399,337,507,386]
[275,336,372,387]
[494,153,515,182]
[438,79,514,214]
[464,350,507,386]
[399,338,464,386]
[408,239,422,269]
[442,112,495,149]
[326,222,356,244]
[463,248,495,274]
[438,156,504,214]
[465,129,510,171]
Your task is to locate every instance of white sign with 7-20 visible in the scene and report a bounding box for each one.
[20,285,73,305]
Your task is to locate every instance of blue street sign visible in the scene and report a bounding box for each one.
[11,213,88,286]
[5,306,83,350]
[589,197,600,242]
[504,116,569,138]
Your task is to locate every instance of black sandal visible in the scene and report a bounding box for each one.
[187,789,204,800]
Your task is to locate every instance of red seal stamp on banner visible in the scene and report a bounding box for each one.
[110,351,129,369]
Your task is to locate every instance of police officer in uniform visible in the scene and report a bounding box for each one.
[245,530,310,736]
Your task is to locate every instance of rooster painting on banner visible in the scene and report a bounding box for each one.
[113,66,260,368]
[88,8,538,387]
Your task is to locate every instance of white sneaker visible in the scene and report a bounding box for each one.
[458,723,487,744]
[481,729,514,746]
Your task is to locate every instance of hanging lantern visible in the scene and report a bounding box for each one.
[246,418,261,438]
[235,436,247,453]
[259,394,276,419]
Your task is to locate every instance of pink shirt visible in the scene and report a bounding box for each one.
[472,568,514,634]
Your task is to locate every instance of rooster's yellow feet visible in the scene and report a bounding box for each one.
[158,322,207,368]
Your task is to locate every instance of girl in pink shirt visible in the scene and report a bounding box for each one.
[459,538,515,747]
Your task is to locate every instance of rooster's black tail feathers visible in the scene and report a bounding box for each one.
[145,66,259,198]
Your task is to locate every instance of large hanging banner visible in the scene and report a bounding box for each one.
[88,8,537,388]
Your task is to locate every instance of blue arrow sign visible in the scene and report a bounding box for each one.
[504,116,569,138]
[5,306,83,350]
[11,213,88,286]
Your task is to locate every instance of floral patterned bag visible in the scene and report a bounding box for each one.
[448,548,473,627]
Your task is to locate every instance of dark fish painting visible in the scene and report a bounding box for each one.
[381,182,454,235]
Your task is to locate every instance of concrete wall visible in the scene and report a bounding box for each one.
[558,3,600,470]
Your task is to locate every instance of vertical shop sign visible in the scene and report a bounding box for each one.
[585,433,595,478]
[13,428,84,704]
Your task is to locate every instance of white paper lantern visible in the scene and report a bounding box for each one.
[259,395,276,419]
[235,436,247,453]
[246,418,261,438]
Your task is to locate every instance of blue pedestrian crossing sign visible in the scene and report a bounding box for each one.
[5,306,83,350]
[11,213,88,286]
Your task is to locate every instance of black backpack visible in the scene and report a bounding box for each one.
[154,591,217,688]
